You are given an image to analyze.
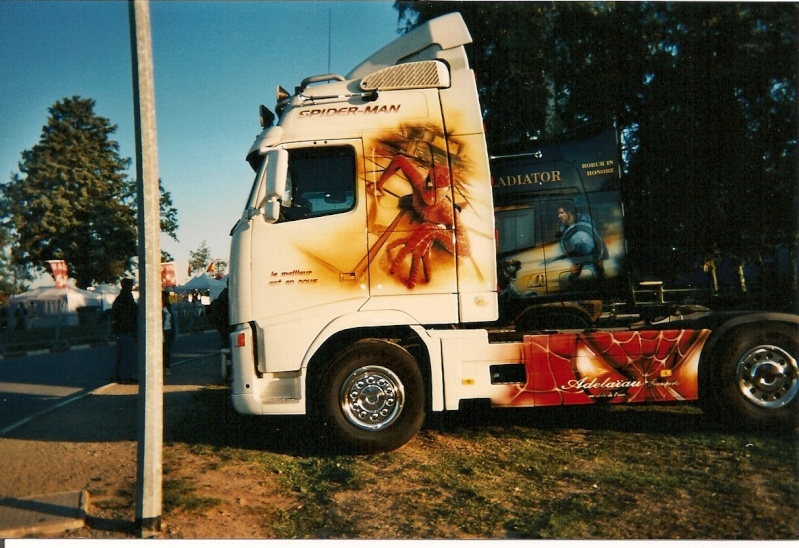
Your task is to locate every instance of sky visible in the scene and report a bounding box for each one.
[0,0,401,287]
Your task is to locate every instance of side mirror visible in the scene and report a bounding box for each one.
[264,149,288,223]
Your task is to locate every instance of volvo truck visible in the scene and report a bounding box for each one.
[228,13,798,452]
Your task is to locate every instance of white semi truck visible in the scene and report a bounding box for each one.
[227,13,798,452]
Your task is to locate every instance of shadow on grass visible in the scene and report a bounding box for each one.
[441,399,799,441]
[171,386,797,457]
[436,400,713,435]
[169,387,339,457]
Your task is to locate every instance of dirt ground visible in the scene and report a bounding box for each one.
[0,354,278,539]
[0,370,449,540]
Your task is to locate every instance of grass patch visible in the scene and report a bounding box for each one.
[162,478,222,514]
[166,387,799,539]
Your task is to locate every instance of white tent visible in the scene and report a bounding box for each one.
[89,283,121,311]
[9,284,104,328]
[175,273,227,301]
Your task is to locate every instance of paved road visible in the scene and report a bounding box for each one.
[0,331,222,435]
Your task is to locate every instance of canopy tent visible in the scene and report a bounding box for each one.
[8,284,104,328]
[89,283,121,311]
[175,273,227,301]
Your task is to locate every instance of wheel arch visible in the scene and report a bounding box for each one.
[303,315,437,415]
[514,301,596,330]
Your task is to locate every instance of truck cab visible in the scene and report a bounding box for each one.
[228,13,497,420]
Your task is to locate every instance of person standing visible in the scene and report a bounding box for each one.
[207,286,231,347]
[111,278,138,383]
[162,291,176,377]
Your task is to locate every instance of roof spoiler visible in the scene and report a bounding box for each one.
[346,12,471,80]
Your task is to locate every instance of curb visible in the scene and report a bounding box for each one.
[0,490,89,538]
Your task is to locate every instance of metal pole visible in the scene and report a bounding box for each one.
[129,0,163,538]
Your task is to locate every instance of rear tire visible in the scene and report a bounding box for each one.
[711,323,799,430]
[319,339,425,452]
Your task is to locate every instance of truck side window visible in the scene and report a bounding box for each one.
[496,206,536,254]
[282,146,356,221]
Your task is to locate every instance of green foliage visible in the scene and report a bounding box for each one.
[0,96,179,289]
[0,223,32,299]
[188,240,211,276]
[186,241,226,277]
[0,96,136,288]
[396,2,797,281]
[159,179,179,241]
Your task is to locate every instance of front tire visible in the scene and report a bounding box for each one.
[711,323,799,430]
[320,339,425,452]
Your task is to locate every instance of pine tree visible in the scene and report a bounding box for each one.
[0,96,178,289]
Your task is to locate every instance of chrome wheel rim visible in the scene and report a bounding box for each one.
[736,344,799,409]
[340,365,405,431]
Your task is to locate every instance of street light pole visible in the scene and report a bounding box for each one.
[129,0,163,538]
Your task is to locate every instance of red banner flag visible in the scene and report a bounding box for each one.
[47,260,68,288]
[161,262,177,288]
[206,262,215,274]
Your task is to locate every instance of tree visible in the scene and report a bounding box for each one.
[209,258,227,278]
[396,2,629,143]
[397,2,558,143]
[188,240,211,276]
[615,4,797,282]
[158,178,179,242]
[0,224,32,299]
[0,96,179,289]
[158,178,179,265]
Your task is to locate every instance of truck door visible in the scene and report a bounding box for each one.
[248,140,369,326]
[362,131,461,324]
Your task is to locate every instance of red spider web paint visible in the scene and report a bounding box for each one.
[499,329,711,407]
